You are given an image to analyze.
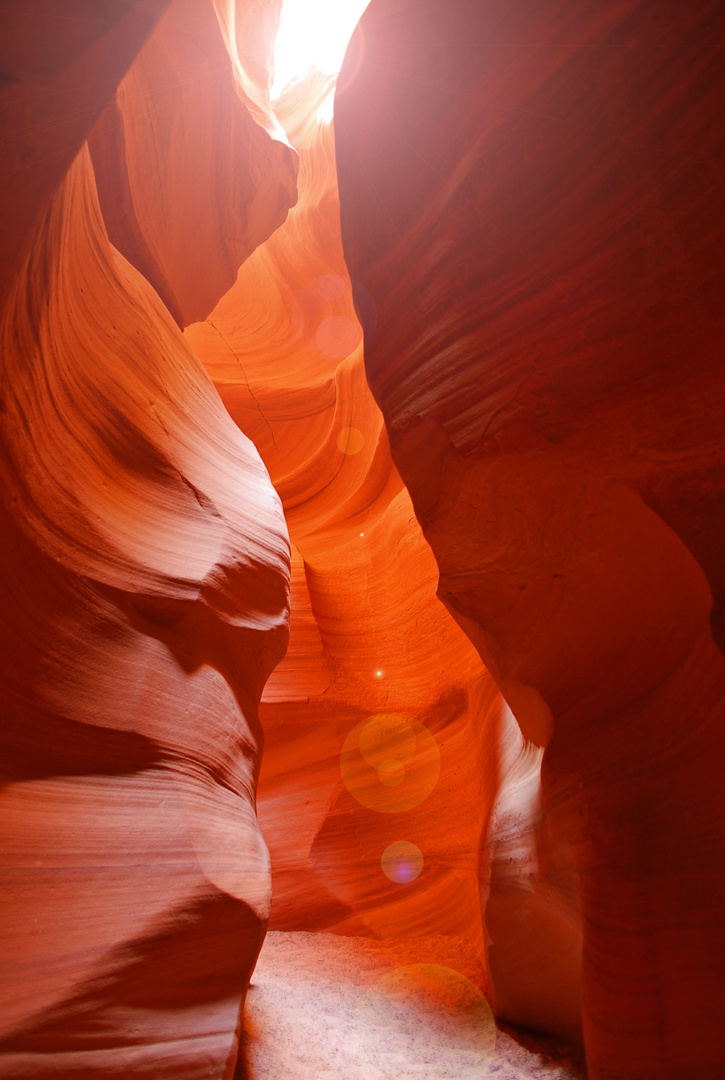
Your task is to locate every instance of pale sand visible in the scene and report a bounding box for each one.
[236,931,587,1079]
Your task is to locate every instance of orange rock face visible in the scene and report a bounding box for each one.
[186,73,500,952]
[335,1,725,1076]
[0,2,295,1076]
[3,1,725,1078]
[89,0,297,329]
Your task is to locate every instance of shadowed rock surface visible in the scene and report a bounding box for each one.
[335,1,725,1076]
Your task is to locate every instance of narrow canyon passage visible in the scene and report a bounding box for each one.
[1,3,723,1080]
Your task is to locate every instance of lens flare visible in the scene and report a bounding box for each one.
[336,427,365,455]
[381,841,424,883]
[317,273,348,301]
[340,714,441,813]
[353,965,495,1079]
[316,315,361,358]
[292,276,362,361]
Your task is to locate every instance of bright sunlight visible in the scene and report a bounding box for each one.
[272,0,371,97]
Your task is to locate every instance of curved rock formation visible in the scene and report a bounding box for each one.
[0,2,296,1076]
[89,0,297,329]
[0,0,171,312]
[335,1,725,1077]
[187,70,500,950]
[5,1,724,1077]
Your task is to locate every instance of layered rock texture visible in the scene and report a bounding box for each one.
[335,1,725,1077]
[186,68,497,953]
[0,2,294,1076]
[2,0,724,1078]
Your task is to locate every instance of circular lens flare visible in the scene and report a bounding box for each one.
[291,276,362,362]
[336,427,365,455]
[316,315,361,358]
[317,273,348,301]
[377,759,406,788]
[353,965,496,1078]
[359,715,416,770]
[340,714,441,813]
[381,841,424,883]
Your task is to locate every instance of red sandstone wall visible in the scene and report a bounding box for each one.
[0,0,171,312]
[335,2,725,1077]
[4,1,724,1077]
[0,2,296,1075]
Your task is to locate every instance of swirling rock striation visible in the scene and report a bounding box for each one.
[89,0,297,329]
[187,72,500,951]
[0,1,297,1076]
[336,1,725,1076]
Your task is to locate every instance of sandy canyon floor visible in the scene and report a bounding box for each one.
[237,932,587,1079]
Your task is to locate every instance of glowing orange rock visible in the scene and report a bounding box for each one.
[89,0,297,328]
[0,140,289,1078]
[188,71,500,952]
[0,2,296,1075]
[340,714,441,813]
[9,2,724,1078]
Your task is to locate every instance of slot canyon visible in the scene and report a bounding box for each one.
[0,1,723,1078]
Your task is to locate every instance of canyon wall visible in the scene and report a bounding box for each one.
[335,1,725,1077]
[187,74,501,952]
[0,2,296,1076]
[1,6,502,1075]
[4,0,724,1077]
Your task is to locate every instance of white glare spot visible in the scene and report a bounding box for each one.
[317,87,336,124]
[273,0,371,97]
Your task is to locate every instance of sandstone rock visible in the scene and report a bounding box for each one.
[0,0,171,312]
[5,1,723,1076]
[0,138,290,1079]
[188,73,499,951]
[89,0,297,328]
[0,2,296,1075]
[336,1,725,1075]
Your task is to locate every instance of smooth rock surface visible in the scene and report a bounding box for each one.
[0,2,296,1075]
[336,1,725,1076]
[0,0,172,312]
[0,140,289,1080]
[3,1,724,1078]
[188,71,501,953]
[89,0,297,328]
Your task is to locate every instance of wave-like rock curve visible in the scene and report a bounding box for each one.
[335,1,725,1076]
